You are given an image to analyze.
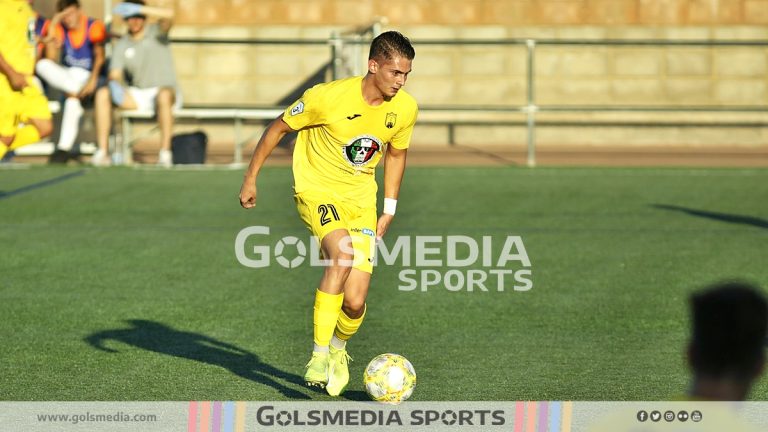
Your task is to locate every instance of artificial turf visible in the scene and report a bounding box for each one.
[1,165,766,401]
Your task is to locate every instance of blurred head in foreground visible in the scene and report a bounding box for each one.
[688,281,767,400]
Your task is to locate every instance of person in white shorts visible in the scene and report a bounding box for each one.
[94,0,179,167]
[35,0,106,162]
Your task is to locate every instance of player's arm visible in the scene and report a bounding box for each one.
[41,9,68,60]
[376,145,408,239]
[115,2,175,33]
[239,115,296,209]
[79,44,105,98]
[0,52,27,91]
[145,5,175,33]
[40,20,61,61]
[78,21,107,98]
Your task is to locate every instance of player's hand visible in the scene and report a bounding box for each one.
[239,181,257,209]
[376,214,394,240]
[51,6,76,23]
[78,79,97,98]
[113,2,143,17]
[8,71,27,92]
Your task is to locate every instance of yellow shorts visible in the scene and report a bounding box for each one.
[0,79,51,137]
[294,190,377,274]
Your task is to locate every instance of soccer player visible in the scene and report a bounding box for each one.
[0,0,53,161]
[36,0,106,162]
[239,31,417,397]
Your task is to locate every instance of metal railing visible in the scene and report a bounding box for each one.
[332,37,768,166]
[131,31,768,167]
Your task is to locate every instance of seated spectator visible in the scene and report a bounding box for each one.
[94,0,179,167]
[36,0,106,163]
[687,281,768,400]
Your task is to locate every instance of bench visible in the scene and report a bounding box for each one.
[119,106,524,164]
[119,105,768,166]
[119,107,283,164]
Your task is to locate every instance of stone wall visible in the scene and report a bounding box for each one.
[109,0,768,26]
[58,1,768,150]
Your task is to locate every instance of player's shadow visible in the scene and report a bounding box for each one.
[84,319,309,399]
[652,204,768,230]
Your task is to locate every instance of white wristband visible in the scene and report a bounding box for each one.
[383,198,397,216]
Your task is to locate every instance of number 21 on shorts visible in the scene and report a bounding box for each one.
[318,204,340,226]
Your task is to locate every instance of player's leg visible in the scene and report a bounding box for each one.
[326,269,369,396]
[155,87,175,167]
[35,63,89,154]
[305,228,355,387]
[7,86,52,153]
[11,117,53,150]
[0,84,16,159]
[93,86,113,166]
[295,193,354,388]
[56,96,84,152]
[326,210,376,396]
[35,61,89,95]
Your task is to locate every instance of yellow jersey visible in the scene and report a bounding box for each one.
[0,0,37,76]
[283,76,418,204]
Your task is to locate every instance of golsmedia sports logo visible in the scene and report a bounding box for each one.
[255,405,506,427]
[235,226,533,292]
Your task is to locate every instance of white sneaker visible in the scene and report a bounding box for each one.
[158,149,173,167]
[91,149,111,167]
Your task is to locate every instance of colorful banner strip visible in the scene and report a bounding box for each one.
[511,401,573,431]
[189,401,246,432]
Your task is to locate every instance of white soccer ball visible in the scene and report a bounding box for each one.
[363,353,416,404]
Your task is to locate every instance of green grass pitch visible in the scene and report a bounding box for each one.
[1,165,766,401]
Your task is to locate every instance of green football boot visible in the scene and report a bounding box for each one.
[304,351,330,388]
[326,346,352,396]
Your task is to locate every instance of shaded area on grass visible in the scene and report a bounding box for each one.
[85,319,309,399]
[0,170,85,200]
[653,204,768,230]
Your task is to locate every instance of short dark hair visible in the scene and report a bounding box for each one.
[689,281,768,379]
[56,0,80,11]
[369,31,415,61]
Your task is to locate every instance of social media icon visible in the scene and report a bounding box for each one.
[664,411,675,422]
[637,410,648,422]
[650,411,661,422]
[691,410,703,422]
[678,411,689,422]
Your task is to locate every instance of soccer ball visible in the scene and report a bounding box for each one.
[363,353,416,404]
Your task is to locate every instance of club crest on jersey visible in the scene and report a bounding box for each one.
[385,112,397,129]
[290,101,304,116]
[343,135,382,166]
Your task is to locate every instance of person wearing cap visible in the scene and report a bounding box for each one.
[93,0,179,167]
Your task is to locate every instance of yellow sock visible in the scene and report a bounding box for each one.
[334,303,366,342]
[313,289,343,347]
[9,125,41,151]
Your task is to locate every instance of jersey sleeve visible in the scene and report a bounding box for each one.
[389,105,418,150]
[88,20,106,44]
[282,84,328,131]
